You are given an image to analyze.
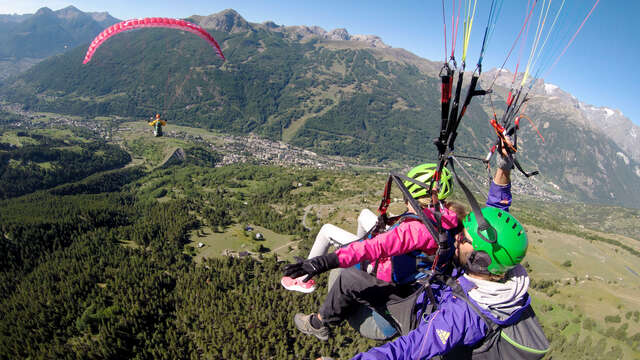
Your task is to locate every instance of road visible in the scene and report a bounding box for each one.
[302,205,314,230]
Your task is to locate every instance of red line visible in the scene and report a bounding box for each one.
[544,0,600,77]
[451,0,461,59]
[490,0,538,90]
[512,0,533,85]
[443,0,448,61]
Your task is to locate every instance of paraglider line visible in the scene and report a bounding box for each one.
[543,0,600,78]
[489,0,538,90]
[442,0,449,62]
[451,0,462,60]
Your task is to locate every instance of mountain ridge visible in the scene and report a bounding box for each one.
[1,8,638,208]
[0,6,119,79]
[188,9,390,48]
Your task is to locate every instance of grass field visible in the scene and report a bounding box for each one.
[0,131,39,146]
[187,223,298,263]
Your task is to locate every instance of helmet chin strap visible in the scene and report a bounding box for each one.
[464,251,492,275]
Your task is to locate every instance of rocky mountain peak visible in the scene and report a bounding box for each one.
[280,25,326,40]
[188,8,390,48]
[87,11,118,26]
[350,34,390,48]
[191,9,253,33]
[262,20,280,29]
[55,5,83,20]
[482,68,640,164]
[34,7,54,17]
[328,28,350,41]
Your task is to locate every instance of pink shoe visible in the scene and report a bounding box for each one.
[281,276,316,293]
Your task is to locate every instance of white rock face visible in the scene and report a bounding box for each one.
[544,83,558,95]
[350,34,390,48]
[616,152,630,165]
[328,28,350,41]
[604,108,614,117]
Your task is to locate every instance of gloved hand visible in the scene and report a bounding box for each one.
[283,253,340,282]
[496,135,515,170]
[496,152,514,170]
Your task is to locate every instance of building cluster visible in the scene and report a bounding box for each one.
[2,102,559,201]
[1,103,110,138]
[166,130,353,170]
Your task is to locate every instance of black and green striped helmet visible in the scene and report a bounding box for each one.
[404,163,453,200]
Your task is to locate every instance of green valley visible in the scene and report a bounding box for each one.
[0,120,639,359]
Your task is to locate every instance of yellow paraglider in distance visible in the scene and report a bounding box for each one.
[148,114,167,137]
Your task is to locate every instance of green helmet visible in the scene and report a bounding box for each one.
[404,163,453,200]
[462,207,528,274]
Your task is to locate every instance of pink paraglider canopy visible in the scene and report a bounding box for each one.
[83,17,225,64]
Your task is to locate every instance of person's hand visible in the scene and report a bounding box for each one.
[496,135,515,171]
[283,254,340,282]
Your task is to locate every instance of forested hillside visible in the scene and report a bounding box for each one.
[0,130,130,198]
[1,131,639,359]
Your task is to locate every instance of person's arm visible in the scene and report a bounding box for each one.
[493,167,510,186]
[486,141,513,211]
[350,300,485,360]
[334,220,438,268]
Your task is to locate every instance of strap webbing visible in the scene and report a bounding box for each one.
[446,276,500,335]
[448,159,496,244]
[389,173,441,243]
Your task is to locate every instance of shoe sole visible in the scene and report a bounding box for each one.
[281,278,316,293]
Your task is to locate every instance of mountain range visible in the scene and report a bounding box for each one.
[0,8,638,208]
[0,6,119,79]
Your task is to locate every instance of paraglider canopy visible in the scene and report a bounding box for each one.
[83,17,225,64]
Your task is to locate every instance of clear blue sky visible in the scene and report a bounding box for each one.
[2,0,638,125]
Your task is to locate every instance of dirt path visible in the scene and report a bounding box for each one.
[272,240,302,253]
[302,205,313,230]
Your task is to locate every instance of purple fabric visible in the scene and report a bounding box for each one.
[350,283,488,360]
[486,181,512,212]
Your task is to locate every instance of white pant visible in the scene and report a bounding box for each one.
[307,209,378,259]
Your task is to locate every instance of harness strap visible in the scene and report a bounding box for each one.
[448,160,496,244]
[437,65,454,155]
[514,158,539,178]
[389,173,442,243]
[446,276,501,336]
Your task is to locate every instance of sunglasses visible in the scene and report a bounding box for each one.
[456,231,473,245]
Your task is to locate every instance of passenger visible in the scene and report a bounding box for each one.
[281,163,460,294]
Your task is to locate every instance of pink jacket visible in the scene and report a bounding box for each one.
[335,207,459,282]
